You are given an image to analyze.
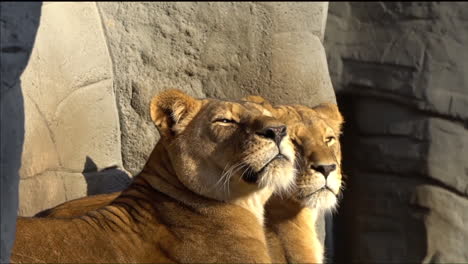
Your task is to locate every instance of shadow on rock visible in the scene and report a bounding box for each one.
[82,156,132,196]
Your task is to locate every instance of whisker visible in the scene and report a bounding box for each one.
[238,163,250,182]
[218,161,247,197]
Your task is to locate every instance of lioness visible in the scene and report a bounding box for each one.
[253,98,344,264]
[35,97,344,264]
[12,89,296,263]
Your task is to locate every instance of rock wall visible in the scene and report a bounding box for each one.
[16,2,129,217]
[324,2,468,263]
[1,2,335,262]
[95,2,335,175]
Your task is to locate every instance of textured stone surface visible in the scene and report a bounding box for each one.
[340,172,427,263]
[96,2,335,175]
[353,98,468,196]
[16,2,124,216]
[412,185,468,263]
[325,2,468,263]
[326,2,468,123]
[339,173,468,263]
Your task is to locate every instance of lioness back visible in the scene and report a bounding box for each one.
[35,192,120,218]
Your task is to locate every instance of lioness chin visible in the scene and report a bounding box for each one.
[35,97,344,264]
[12,89,296,264]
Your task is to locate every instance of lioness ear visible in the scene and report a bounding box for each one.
[242,95,276,113]
[313,103,344,135]
[242,95,270,105]
[150,89,200,136]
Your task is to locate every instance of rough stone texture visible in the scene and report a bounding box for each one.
[354,98,468,196]
[326,2,468,123]
[325,2,468,263]
[412,185,468,263]
[15,2,128,216]
[1,2,335,261]
[96,2,335,175]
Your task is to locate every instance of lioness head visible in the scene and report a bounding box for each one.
[150,89,296,201]
[245,96,344,210]
[289,104,343,210]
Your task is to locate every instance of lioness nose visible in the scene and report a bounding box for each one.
[257,125,287,145]
[311,164,336,178]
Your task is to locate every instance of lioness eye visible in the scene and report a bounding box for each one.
[325,136,335,145]
[214,118,237,124]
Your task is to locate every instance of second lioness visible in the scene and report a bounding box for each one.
[250,97,344,263]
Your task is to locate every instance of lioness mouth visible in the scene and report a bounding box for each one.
[303,185,336,198]
[242,153,288,184]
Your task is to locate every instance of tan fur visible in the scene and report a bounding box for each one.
[35,97,344,264]
[245,96,344,263]
[12,89,297,263]
[34,192,120,218]
[35,96,343,263]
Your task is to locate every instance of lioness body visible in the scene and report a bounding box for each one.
[35,99,344,264]
[13,90,296,263]
[35,192,120,218]
[16,174,269,263]
[265,197,323,263]
[35,191,323,263]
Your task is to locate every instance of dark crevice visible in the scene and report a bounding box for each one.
[1,46,27,53]
[342,57,418,72]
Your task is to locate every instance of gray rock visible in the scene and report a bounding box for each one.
[411,185,468,263]
[96,2,334,174]
[326,2,468,123]
[341,172,468,263]
[353,98,468,196]
[325,2,468,263]
[16,2,123,214]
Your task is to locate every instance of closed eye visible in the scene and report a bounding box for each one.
[213,118,238,124]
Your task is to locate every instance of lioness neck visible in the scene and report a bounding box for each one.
[139,141,272,226]
[231,187,273,225]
